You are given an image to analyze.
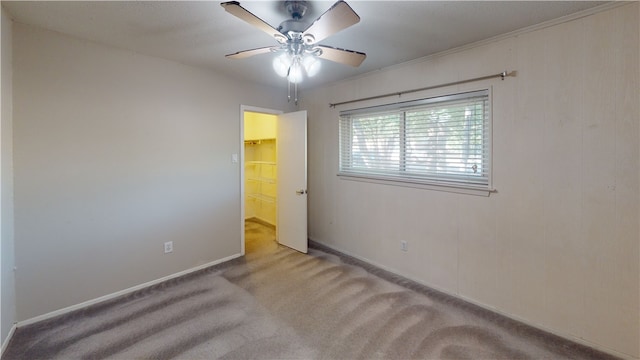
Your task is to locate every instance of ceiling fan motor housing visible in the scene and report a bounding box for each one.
[278,1,310,36]
[285,0,308,19]
[278,19,307,35]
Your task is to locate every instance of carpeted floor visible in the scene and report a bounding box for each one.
[4,219,618,359]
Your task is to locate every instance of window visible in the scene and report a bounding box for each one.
[339,89,491,191]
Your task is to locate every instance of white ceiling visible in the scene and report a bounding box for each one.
[3,1,609,90]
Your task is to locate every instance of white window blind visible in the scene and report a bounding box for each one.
[339,89,490,189]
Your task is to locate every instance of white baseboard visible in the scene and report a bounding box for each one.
[1,323,17,358]
[308,237,637,360]
[17,253,243,327]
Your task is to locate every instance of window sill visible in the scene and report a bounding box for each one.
[337,173,495,197]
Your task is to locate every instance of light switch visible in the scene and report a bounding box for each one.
[231,153,239,163]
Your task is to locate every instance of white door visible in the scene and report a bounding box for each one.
[277,110,308,253]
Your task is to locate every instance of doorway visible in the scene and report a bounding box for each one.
[243,110,278,254]
[240,105,308,256]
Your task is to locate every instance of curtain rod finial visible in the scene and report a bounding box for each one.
[501,70,517,79]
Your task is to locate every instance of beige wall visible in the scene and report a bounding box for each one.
[12,22,292,321]
[302,4,639,358]
[1,6,16,344]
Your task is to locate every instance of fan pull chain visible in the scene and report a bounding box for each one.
[287,80,299,105]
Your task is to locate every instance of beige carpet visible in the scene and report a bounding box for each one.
[4,219,617,359]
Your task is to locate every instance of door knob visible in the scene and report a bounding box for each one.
[295,189,307,195]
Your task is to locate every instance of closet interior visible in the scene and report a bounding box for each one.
[244,112,277,229]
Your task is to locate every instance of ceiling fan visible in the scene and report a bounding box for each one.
[220,0,366,102]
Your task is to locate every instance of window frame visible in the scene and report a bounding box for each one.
[338,88,493,196]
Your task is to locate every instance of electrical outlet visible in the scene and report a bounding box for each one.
[400,240,408,252]
[164,241,173,254]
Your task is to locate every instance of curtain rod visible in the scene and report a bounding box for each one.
[329,70,514,108]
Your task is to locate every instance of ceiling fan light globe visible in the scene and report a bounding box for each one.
[303,55,321,77]
[288,62,304,83]
[273,54,291,77]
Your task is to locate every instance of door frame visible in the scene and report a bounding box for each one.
[239,105,283,256]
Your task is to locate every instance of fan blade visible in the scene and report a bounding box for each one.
[317,45,366,67]
[220,1,287,43]
[226,46,278,59]
[302,1,360,45]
